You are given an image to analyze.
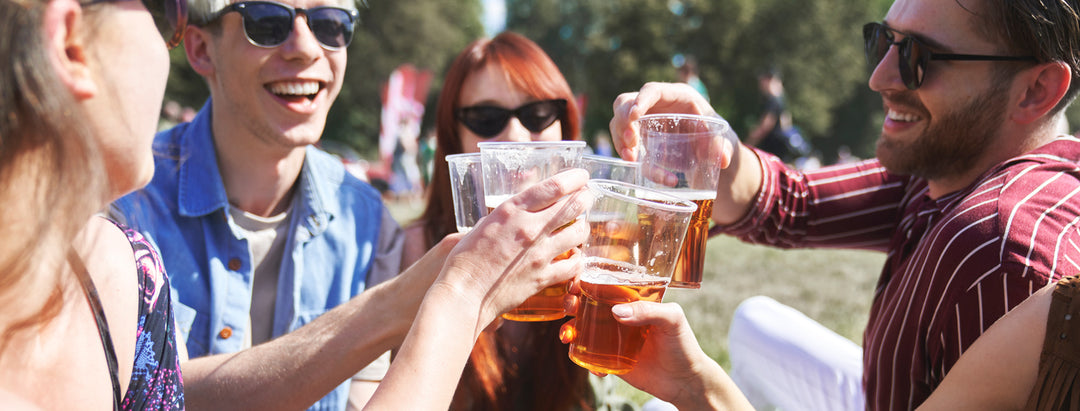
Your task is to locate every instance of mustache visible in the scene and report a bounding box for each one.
[880,90,925,113]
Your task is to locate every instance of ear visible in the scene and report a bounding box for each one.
[183,25,217,77]
[42,0,97,100]
[1012,61,1071,125]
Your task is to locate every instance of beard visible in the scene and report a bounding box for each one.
[875,80,1010,181]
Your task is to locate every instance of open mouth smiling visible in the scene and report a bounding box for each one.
[267,80,323,102]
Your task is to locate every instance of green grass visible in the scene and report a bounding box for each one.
[385,199,886,406]
[611,235,884,405]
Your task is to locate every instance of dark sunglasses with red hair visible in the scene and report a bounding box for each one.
[456,99,567,138]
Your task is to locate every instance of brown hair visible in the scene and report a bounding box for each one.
[974,0,1080,113]
[417,31,591,411]
[0,0,108,346]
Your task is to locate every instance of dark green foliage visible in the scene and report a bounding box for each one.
[508,0,893,160]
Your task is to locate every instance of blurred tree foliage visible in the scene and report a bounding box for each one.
[161,0,484,157]
[508,0,893,161]
[163,0,1080,162]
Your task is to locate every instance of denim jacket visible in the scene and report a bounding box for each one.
[114,101,404,411]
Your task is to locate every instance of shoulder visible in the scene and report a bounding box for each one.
[80,217,137,290]
[77,217,140,382]
[948,153,1080,226]
[937,155,1080,278]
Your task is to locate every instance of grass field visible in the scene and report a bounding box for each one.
[387,199,887,405]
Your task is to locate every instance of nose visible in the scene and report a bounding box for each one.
[868,44,905,93]
[280,14,324,60]
[498,118,533,142]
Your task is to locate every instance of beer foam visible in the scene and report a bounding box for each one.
[582,257,669,285]
[654,189,716,201]
[484,194,513,208]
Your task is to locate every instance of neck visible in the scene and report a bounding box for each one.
[926,125,1058,199]
[211,119,307,217]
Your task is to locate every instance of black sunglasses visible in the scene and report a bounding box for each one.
[863,22,1037,90]
[456,99,567,138]
[85,0,188,49]
[209,1,357,50]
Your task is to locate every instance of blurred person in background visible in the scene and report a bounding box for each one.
[402,31,611,411]
[745,67,811,164]
[0,0,186,407]
[111,0,407,408]
[676,55,709,102]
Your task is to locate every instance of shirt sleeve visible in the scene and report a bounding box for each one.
[367,206,405,288]
[715,152,907,252]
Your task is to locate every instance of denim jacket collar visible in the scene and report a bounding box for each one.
[175,100,337,238]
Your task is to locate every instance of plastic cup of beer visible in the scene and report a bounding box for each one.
[568,179,697,375]
[634,114,731,289]
[446,153,486,233]
[583,154,640,184]
[479,140,587,321]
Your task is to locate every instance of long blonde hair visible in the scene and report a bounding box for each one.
[0,0,108,347]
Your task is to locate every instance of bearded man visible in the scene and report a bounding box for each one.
[607,0,1080,409]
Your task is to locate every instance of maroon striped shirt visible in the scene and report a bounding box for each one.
[717,137,1080,410]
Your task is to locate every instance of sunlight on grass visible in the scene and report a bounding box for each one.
[608,235,884,405]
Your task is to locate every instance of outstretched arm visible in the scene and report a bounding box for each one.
[181,235,457,411]
[365,169,592,410]
[918,281,1051,410]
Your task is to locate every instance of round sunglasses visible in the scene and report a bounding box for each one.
[862,22,1037,90]
[456,99,568,138]
[209,1,358,50]
[85,0,188,49]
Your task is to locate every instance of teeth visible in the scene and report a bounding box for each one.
[269,81,320,96]
[887,109,920,122]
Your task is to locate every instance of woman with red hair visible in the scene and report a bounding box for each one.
[401,31,594,410]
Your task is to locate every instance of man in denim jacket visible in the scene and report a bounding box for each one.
[113,0,408,408]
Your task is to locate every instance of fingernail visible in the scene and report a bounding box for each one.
[612,304,632,318]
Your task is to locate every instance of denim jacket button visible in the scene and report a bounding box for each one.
[228,258,241,271]
[218,326,233,339]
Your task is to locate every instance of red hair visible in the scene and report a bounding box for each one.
[415,31,591,411]
[421,31,581,251]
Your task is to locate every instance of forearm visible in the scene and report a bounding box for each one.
[684,360,755,411]
[364,283,481,410]
[182,279,410,410]
[712,143,764,226]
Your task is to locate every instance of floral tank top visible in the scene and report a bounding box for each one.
[116,221,185,409]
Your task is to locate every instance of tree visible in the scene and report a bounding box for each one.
[508,0,893,161]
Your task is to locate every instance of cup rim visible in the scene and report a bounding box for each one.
[477,140,587,149]
[635,113,731,132]
[445,152,482,161]
[582,154,640,167]
[587,179,699,214]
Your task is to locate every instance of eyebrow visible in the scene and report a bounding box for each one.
[881,20,954,52]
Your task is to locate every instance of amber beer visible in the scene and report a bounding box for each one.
[489,197,571,321]
[585,212,637,262]
[664,190,714,289]
[568,257,668,375]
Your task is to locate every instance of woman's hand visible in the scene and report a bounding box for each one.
[435,168,592,334]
